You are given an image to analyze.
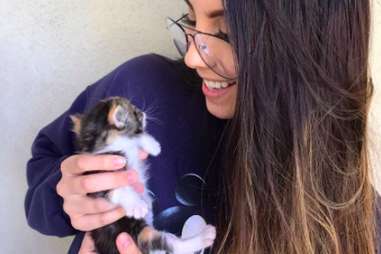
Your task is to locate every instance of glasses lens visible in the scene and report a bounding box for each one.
[166,17,237,80]
[166,18,188,56]
[195,34,237,80]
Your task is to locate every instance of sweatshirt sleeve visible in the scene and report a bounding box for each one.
[24,86,91,237]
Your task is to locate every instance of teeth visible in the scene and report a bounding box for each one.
[204,80,230,89]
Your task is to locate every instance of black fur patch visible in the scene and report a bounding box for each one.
[91,217,147,254]
[139,234,173,254]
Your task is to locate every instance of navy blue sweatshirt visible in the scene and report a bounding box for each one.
[25,53,381,253]
[25,54,225,253]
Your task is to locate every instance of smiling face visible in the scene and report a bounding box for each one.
[182,0,238,119]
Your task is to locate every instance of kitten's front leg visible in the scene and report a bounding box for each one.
[138,134,161,156]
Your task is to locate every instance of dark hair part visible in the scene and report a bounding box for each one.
[216,0,376,253]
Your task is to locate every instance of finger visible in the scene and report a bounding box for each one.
[124,169,144,193]
[130,182,145,194]
[62,154,126,176]
[116,232,142,254]
[139,151,149,160]
[63,196,118,215]
[79,232,97,254]
[71,207,126,231]
[61,170,137,195]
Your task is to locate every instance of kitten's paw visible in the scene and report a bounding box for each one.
[200,225,216,248]
[124,199,149,219]
[149,141,161,156]
[140,135,161,156]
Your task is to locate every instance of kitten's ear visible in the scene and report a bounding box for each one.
[70,114,82,135]
[108,104,127,129]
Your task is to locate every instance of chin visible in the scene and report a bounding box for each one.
[206,100,235,119]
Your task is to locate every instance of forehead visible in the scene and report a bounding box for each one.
[185,0,224,12]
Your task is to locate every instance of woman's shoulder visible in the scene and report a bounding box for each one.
[111,53,181,84]
[85,53,200,108]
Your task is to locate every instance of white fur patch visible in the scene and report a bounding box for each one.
[95,133,161,219]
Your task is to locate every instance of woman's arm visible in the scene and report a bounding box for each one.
[24,87,91,236]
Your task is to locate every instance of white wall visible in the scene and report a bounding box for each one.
[0,1,185,253]
[0,1,380,254]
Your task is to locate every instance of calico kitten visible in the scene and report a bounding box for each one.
[70,96,216,254]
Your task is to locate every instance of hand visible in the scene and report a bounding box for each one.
[56,152,148,231]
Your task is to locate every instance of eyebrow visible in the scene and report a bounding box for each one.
[184,0,225,18]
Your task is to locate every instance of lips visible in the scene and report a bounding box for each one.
[201,81,236,98]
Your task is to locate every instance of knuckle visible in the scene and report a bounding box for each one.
[102,156,112,169]
[70,218,82,230]
[59,161,65,172]
[76,155,88,170]
[80,177,92,193]
[56,182,63,196]
[71,217,90,231]
[62,202,72,215]
[61,155,76,172]
[99,213,110,226]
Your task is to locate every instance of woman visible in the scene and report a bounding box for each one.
[26,0,377,253]
[113,0,377,253]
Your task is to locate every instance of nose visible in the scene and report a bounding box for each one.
[184,35,207,71]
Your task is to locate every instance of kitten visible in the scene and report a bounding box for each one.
[70,96,216,254]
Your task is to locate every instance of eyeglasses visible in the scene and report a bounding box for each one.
[166,14,237,80]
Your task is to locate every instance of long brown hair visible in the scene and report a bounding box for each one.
[216,0,376,253]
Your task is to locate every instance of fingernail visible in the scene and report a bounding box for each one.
[113,157,126,166]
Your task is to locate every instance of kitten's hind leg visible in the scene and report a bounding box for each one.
[138,225,216,254]
[170,225,216,254]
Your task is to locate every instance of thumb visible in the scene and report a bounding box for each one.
[116,232,142,254]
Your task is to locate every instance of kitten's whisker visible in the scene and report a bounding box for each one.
[145,114,163,126]
[139,99,164,126]
[144,109,163,126]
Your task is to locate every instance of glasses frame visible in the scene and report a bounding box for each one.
[166,14,236,80]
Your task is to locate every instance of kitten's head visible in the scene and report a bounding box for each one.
[70,96,146,152]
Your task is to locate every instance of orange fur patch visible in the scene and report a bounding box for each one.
[107,102,118,126]
[70,115,81,135]
[138,226,158,243]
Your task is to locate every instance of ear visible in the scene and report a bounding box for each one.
[69,114,82,135]
[108,104,127,129]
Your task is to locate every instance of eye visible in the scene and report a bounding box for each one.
[181,13,196,27]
